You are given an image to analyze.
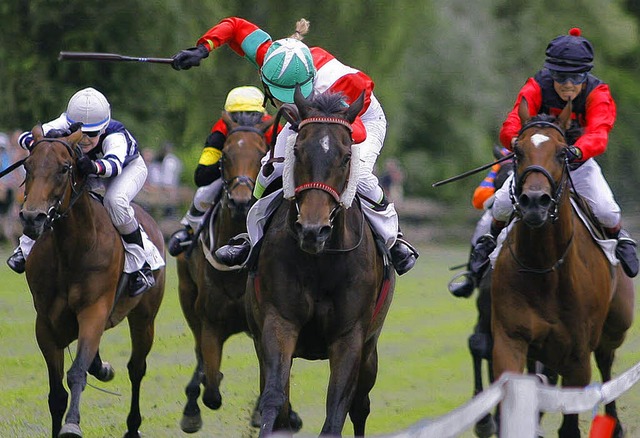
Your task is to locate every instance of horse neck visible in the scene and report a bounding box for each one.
[52,192,99,246]
[215,200,249,243]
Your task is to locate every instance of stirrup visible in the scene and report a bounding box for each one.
[448,271,475,298]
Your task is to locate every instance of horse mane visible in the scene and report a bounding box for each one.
[230,111,264,126]
[306,92,349,118]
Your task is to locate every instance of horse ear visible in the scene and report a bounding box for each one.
[293,84,309,119]
[221,111,237,131]
[32,124,44,141]
[557,99,573,132]
[258,116,275,134]
[518,97,530,125]
[344,91,365,124]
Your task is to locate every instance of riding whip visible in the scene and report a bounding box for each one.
[0,158,26,179]
[432,152,515,187]
[58,51,174,65]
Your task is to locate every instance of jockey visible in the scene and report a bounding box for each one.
[171,17,419,275]
[448,147,513,298]
[9,87,163,296]
[167,85,279,257]
[469,28,638,281]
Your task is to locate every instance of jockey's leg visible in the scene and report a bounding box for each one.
[6,234,36,274]
[168,180,222,256]
[122,226,155,297]
[571,159,638,278]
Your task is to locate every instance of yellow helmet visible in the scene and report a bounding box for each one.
[224,86,265,113]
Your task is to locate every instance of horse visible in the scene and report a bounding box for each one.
[245,87,396,437]
[19,126,165,438]
[491,99,634,437]
[177,112,281,432]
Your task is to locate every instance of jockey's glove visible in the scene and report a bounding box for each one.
[171,44,209,71]
[566,146,582,163]
[77,155,98,176]
[46,122,84,139]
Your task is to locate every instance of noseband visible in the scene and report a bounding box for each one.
[28,138,85,227]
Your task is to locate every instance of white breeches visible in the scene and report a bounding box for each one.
[492,158,621,228]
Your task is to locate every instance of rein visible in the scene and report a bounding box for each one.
[29,138,86,226]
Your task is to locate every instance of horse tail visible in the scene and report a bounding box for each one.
[290,18,310,40]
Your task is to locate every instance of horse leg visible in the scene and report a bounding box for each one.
[348,339,377,437]
[200,323,225,410]
[124,309,157,438]
[258,316,299,437]
[180,354,204,433]
[87,349,115,382]
[35,317,68,438]
[593,269,634,438]
[557,358,591,438]
[323,327,365,436]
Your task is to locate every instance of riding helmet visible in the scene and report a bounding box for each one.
[66,87,111,133]
[224,86,266,113]
[261,38,316,103]
[544,28,594,73]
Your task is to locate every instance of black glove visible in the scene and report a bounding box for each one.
[77,156,98,175]
[46,128,70,138]
[171,44,209,71]
[566,145,582,163]
[68,122,83,134]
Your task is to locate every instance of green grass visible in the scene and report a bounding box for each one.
[1,244,639,437]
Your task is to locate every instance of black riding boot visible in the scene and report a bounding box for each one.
[606,227,639,278]
[390,233,420,275]
[468,220,504,283]
[448,245,476,298]
[168,204,204,257]
[7,246,26,274]
[122,228,156,297]
[214,234,251,267]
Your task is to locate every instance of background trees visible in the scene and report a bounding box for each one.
[2,0,640,210]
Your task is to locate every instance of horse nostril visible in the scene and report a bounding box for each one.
[539,193,552,208]
[518,194,531,208]
[318,225,332,242]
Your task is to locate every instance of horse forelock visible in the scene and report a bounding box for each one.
[304,92,349,118]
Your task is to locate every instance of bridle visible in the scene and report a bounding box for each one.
[27,138,86,228]
[506,119,576,274]
[509,120,572,223]
[218,125,268,200]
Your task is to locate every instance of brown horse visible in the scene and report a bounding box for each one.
[20,126,165,438]
[491,100,634,437]
[177,112,276,432]
[245,88,395,437]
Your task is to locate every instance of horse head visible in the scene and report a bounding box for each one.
[287,86,364,254]
[20,125,85,239]
[220,111,271,219]
[512,98,573,227]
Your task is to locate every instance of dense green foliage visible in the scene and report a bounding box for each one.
[2,1,640,208]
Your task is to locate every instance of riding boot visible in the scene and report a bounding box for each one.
[389,232,419,275]
[6,246,26,274]
[468,220,504,282]
[448,245,476,298]
[122,227,156,297]
[168,204,205,257]
[214,234,251,267]
[605,226,639,278]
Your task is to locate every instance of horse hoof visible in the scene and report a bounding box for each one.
[202,388,222,410]
[289,409,303,432]
[97,362,115,382]
[58,422,83,437]
[122,431,141,438]
[473,413,496,438]
[180,414,203,434]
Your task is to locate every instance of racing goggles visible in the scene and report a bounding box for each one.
[550,70,588,85]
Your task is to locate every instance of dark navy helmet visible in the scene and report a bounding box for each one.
[544,28,594,73]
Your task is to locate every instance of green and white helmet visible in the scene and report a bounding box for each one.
[66,87,111,133]
[261,38,316,103]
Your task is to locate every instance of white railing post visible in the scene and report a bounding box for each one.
[500,373,539,438]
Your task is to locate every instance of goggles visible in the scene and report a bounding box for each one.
[550,70,588,85]
[85,130,102,138]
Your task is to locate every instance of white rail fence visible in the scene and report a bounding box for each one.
[386,360,640,438]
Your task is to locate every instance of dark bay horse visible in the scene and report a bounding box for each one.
[177,112,275,432]
[246,88,395,436]
[491,99,634,437]
[20,126,165,438]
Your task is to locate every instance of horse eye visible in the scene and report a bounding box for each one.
[341,153,352,167]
